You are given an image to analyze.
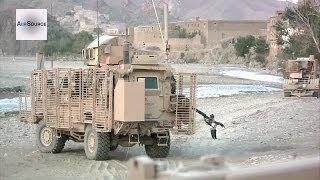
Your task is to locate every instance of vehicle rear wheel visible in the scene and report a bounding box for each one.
[145,132,170,158]
[284,92,291,97]
[110,135,118,151]
[110,144,118,151]
[36,122,68,153]
[84,125,110,160]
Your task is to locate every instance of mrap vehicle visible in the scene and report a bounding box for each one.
[19,36,197,160]
[283,55,320,98]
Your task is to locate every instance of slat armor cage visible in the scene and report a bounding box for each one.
[20,69,197,135]
[22,68,114,132]
[174,73,197,134]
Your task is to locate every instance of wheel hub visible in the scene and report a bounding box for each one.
[40,127,53,147]
[88,132,95,153]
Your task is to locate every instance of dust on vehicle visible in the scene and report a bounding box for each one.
[19,36,197,160]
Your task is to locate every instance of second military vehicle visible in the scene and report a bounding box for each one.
[283,55,320,98]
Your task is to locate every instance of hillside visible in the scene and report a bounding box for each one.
[0,0,293,55]
[0,8,40,56]
[1,0,293,25]
[176,0,293,20]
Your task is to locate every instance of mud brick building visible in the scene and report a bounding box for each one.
[132,18,267,50]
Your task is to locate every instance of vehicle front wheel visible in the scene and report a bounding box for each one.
[312,91,319,98]
[110,144,118,151]
[36,122,68,153]
[145,132,170,158]
[84,125,110,160]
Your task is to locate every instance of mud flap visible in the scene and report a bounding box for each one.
[157,132,170,146]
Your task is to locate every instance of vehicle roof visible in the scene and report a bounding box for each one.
[86,35,117,49]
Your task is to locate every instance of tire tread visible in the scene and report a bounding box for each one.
[84,125,110,160]
[145,133,170,158]
[37,122,67,153]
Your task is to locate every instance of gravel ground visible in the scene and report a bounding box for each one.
[0,92,319,179]
[0,57,319,179]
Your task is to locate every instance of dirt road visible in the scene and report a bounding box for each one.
[0,92,319,179]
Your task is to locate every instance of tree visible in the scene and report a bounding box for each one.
[255,37,269,55]
[235,35,256,57]
[93,27,103,35]
[276,2,320,59]
[40,16,93,56]
[71,31,94,53]
[284,2,320,53]
[235,35,269,65]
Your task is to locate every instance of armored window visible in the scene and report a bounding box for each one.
[89,48,94,59]
[85,49,89,59]
[104,45,111,54]
[137,77,158,90]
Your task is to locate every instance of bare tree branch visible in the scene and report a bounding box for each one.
[290,4,320,53]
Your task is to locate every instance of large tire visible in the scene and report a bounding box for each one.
[84,125,110,160]
[36,122,68,153]
[145,133,170,158]
[110,144,118,151]
[110,135,118,151]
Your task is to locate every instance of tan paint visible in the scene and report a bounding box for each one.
[114,79,145,122]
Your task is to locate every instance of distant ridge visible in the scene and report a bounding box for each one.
[168,0,294,20]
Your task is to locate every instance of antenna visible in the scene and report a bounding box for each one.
[96,0,100,67]
[151,0,170,59]
[163,2,170,59]
[151,0,165,49]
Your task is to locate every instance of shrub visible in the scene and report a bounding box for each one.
[235,35,270,65]
[41,17,93,56]
[255,37,269,55]
[235,35,256,57]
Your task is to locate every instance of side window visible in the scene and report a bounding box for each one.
[89,49,94,59]
[137,77,158,90]
[85,49,89,59]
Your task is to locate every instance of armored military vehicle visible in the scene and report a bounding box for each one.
[19,36,197,160]
[283,55,319,97]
